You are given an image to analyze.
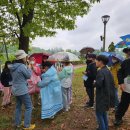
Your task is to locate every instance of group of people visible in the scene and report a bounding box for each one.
[0,47,130,130]
[0,50,74,129]
[83,47,130,130]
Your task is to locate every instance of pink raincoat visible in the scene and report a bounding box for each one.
[28,61,41,94]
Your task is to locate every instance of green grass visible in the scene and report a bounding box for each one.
[0,116,11,129]
[74,67,86,74]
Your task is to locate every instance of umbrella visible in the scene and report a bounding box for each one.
[115,41,129,48]
[30,53,51,64]
[99,52,115,67]
[120,34,130,42]
[99,52,124,66]
[112,54,124,62]
[48,52,80,62]
[80,47,95,54]
[115,34,130,48]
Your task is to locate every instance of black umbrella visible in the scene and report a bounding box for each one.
[80,47,95,54]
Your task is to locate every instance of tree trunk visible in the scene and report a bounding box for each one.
[18,1,34,53]
[19,30,29,53]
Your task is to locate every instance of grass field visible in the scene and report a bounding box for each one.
[0,67,130,130]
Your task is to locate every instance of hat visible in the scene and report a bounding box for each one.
[87,54,96,59]
[15,50,28,60]
[123,47,130,53]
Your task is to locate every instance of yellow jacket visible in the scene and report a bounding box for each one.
[110,63,121,88]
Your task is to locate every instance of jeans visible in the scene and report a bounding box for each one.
[62,87,70,110]
[115,92,130,120]
[114,87,119,110]
[96,111,108,130]
[15,94,32,128]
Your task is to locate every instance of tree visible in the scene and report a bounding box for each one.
[108,42,115,52]
[0,0,100,53]
[47,47,64,54]
[66,49,80,56]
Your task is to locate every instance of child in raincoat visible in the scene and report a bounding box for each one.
[38,61,63,119]
[58,56,73,111]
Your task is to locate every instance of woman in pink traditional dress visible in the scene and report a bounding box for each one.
[28,57,41,107]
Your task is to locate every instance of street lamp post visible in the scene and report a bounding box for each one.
[101,15,110,51]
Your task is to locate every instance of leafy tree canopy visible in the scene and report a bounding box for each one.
[0,0,100,52]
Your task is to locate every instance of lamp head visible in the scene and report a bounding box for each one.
[102,15,110,24]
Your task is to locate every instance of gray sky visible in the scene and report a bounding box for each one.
[32,0,130,51]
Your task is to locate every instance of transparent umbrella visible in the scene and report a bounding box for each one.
[48,52,80,62]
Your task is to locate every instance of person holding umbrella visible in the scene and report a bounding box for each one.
[114,47,130,126]
[110,54,123,111]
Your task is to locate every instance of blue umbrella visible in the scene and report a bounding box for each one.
[115,41,127,48]
[99,52,115,67]
[99,52,124,67]
[120,34,130,42]
[112,54,124,62]
[115,34,130,48]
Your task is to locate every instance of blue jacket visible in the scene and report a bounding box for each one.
[10,63,32,96]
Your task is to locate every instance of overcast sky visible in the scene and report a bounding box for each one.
[32,0,130,51]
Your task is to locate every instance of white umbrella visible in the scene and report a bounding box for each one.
[48,52,80,62]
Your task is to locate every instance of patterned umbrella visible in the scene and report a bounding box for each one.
[80,47,95,54]
[48,52,80,62]
[120,34,130,42]
[115,34,130,48]
[115,41,128,48]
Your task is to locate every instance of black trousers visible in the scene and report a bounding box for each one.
[115,92,130,120]
[84,81,94,106]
